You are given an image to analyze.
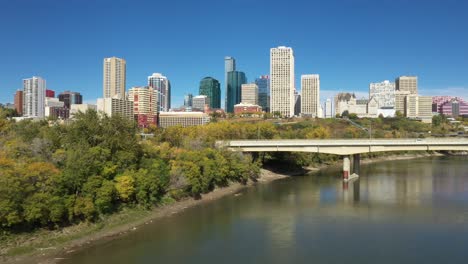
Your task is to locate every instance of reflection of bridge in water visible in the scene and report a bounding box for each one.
[217,139,468,181]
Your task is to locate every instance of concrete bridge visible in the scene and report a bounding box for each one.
[217,139,468,181]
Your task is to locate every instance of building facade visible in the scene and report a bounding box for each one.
[46,89,55,98]
[395,90,411,115]
[192,95,208,111]
[324,98,333,118]
[158,112,210,128]
[199,77,221,109]
[433,96,468,117]
[301,74,320,117]
[14,90,23,115]
[241,83,258,105]
[405,95,432,122]
[270,46,295,117]
[255,75,270,112]
[224,56,236,109]
[148,73,170,112]
[97,97,134,120]
[396,76,418,95]
[23,76,46,118]
[103,57,126,98]
[128,86,160,127]
[369,80,395,108]
[226,71,247,113]
[70,104,97,116]
[234,103,262,115]
[184,93,193,107]
[58,91,83,109]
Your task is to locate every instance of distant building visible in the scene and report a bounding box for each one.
[270,46,295,117]
[369,80,395,108]
[335,93,377,118]
[225,56,236,109]
[301,74,320,117]
[97,97,133,120]
[70,104,97,116]
[226,71,247,113]
[234,103,262,115]
[46,107,69,119]
[396,76,418,95]
[184,93,193,107]
[199,77,221,109]
[294,90,301,116]
[405,95,432,122]
[241,83,258,105]
[334,93,354,116]
[128,86,160,128]
[58,91,82,109]
[158,112,210,128]
[46,89,55,98]
[192,95,209,112]
[255,75,270,112]
[433,96,468,117]
[23,76,46,118]
[324,98,333,118]
[394,90,410,115]
[148,73,170,111]
[103,57,126,99]
[14,90,23,115]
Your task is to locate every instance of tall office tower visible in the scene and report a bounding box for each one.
[23,76,46,118]
[270,46,295,117]
[199,77,221,109]
[225,56,236,109]
[405,95,432,122]
[300,74,320,117]
[324,98,333,118]
[396,76,418,95]
[241,83,259,105]
[14,90,23,115]
[184,93,193,107]
[148,73,170,111]
[103,57,126,98]
[369,80,396,108]
[255,75,270,112]
[58,91,83,109]
[294,90,301,116]
[192,95,209,111]
[226,71,247,113]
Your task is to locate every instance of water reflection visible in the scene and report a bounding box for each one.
[62,157,468,264]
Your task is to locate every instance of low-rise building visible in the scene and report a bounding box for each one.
[158,112,210,128]
[70,103,97,116]
[234,103,262,115]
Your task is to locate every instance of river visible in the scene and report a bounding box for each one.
[61,156,468,264]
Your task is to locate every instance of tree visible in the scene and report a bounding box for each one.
[114,175,136,202]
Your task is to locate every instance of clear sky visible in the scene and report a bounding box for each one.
[1,0,467,106]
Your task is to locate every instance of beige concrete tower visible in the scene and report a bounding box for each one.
[301,74,320,117]
[270,46,295,117]
[396,76,417,95]
[241,83,259,105]
[103,57,126,98]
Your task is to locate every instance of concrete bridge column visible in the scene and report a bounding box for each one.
[343,156,351,180]
[352,154,361,175]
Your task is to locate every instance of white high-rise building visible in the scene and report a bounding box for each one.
[324,98,333,118]
[23,76,46,118]
[300,74,320,117]
[128,86,160,116]
[148,73,170,111]
[241,83,259,105]
[103,57,126,99]
[369,80,395,108]
[270,46,295,117]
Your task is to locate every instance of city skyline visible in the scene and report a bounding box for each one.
[1,0,467,106]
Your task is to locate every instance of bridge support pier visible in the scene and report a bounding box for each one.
[343,154,360,182]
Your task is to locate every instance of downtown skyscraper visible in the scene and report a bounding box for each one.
[301,74,320,117]
[23,76,46,118]
[226,71,247,113]
[103,57,126,98]
[199,77,221,109]
[255,75,270,112]
[270,46,295,117]
[224,56,236,110]
[148,73,170,112]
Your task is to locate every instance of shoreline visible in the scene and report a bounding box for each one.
[0,152,447,264]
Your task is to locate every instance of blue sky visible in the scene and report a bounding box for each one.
[1,0,467,106]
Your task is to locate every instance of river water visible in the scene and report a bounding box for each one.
[62,157,468,264]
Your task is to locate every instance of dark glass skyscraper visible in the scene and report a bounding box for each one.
[226,71,247,113]
[255,75,270,112]
[199,77,221,109]
[58,91,83,109]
